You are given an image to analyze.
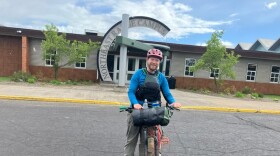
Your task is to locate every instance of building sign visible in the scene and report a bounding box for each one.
[97,16,170,81]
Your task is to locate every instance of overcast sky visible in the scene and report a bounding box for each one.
[1,0,279,48]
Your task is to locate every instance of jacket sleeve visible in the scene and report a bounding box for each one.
[160,74,175,104]
[128,70,141,105]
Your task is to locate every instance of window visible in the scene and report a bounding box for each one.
[45,51,56,66]
[75,57,86,68]
[270,66,280,83]
[107,55,115,79]
[246,64,257,81]
[127,58,136,71]
[210,68,219,78]
[185,58,195,76]
[139,59,146,69]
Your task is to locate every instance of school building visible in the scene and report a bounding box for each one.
[1,25,280,94]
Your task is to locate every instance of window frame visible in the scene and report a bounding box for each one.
[75,56,87,69]
[270,65,280,83]
[209,68,220,78]
[246,63,257,82]
[184,58,196,77]
[45,51,57,66]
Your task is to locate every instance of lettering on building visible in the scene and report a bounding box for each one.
[97,16,170,81]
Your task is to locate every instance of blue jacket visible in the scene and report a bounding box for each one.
[128,68,175,107]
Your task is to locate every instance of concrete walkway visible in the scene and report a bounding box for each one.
[0,82,280,114]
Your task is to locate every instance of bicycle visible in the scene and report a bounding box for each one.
[120,101,179,156]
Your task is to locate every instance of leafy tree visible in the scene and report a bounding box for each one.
[41,24,100,79]
[192,31,240,92]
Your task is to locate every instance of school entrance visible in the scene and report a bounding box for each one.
[97,16,171,83]
[107,53,170,84]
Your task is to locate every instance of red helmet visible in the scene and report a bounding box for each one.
[147,49,163,60]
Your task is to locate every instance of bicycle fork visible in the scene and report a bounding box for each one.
[141,126,160,156]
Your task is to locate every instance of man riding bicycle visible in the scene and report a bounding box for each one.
[124,48,182,156]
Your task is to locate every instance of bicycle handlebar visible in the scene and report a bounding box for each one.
[119,106,133,113]
[119,104,180,112]
[168,105,180,111]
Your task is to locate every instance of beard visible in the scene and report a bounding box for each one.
[147,63,158,72]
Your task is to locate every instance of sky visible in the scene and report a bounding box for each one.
[0,0,279,48]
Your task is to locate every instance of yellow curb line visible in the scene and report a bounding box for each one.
[181,106,280,115]
[0,95,129,106]
[1,95,280,115]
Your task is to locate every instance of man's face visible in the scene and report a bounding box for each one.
[146,57,161,72]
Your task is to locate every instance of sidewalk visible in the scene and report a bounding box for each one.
[0,82,280,114]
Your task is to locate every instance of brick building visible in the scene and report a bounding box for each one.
[1,26,280,94]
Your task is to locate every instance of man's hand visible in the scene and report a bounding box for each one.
[134,104,142,109]
[170,102,182,108]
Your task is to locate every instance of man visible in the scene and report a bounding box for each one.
[124,48,182,156]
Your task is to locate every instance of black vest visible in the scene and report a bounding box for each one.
[136,68,161,102]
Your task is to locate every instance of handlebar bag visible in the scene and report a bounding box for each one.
[132,107,172,127]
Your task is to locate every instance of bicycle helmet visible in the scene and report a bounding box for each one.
[147,49,163,60]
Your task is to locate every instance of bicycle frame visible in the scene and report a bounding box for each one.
[142,125,161,156]
[120,102,178,156]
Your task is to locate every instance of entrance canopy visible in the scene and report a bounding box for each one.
[110,36,170,79]
[114,36,170,57]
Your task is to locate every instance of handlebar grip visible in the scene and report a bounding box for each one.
[174,107,180,111]
[119,106,128,111]
[167,105,180,111]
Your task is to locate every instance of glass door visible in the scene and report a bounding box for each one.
[139,59,146,69]
[113,56,120,83]
[113,56,146,83]
[126,58,137,82]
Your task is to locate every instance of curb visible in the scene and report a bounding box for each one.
[181,106,280,115]
[1,95,280,115]
[0,95,130,106]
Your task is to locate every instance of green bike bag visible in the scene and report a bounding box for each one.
[132,107,172,127]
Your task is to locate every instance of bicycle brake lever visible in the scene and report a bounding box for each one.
[167,105,180,111]
[174,107,180,111]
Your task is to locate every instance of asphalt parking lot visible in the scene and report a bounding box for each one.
[1,100,280,156]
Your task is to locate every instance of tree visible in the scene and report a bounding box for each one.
[192,31,240,92]
[41,24,100,79]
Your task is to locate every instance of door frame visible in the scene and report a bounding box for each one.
[113,55,146,83]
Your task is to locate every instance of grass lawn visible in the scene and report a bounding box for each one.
[0,77,11,82]
[264,94,280,101]
[0,76,95,86]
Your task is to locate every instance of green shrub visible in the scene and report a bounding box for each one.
[199,88,210,94]
[11,71,35,82]
[242,86,251,94]
[65,80,73,84]
[251,93,259,99]
[258,93,264,98]
[235,91,244,98]
[27,77,36,83]
[223,86,237,95]
[64,80,78,85]
[190,88,198,92]
[50,80,61,85]
[223,87,231,95]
